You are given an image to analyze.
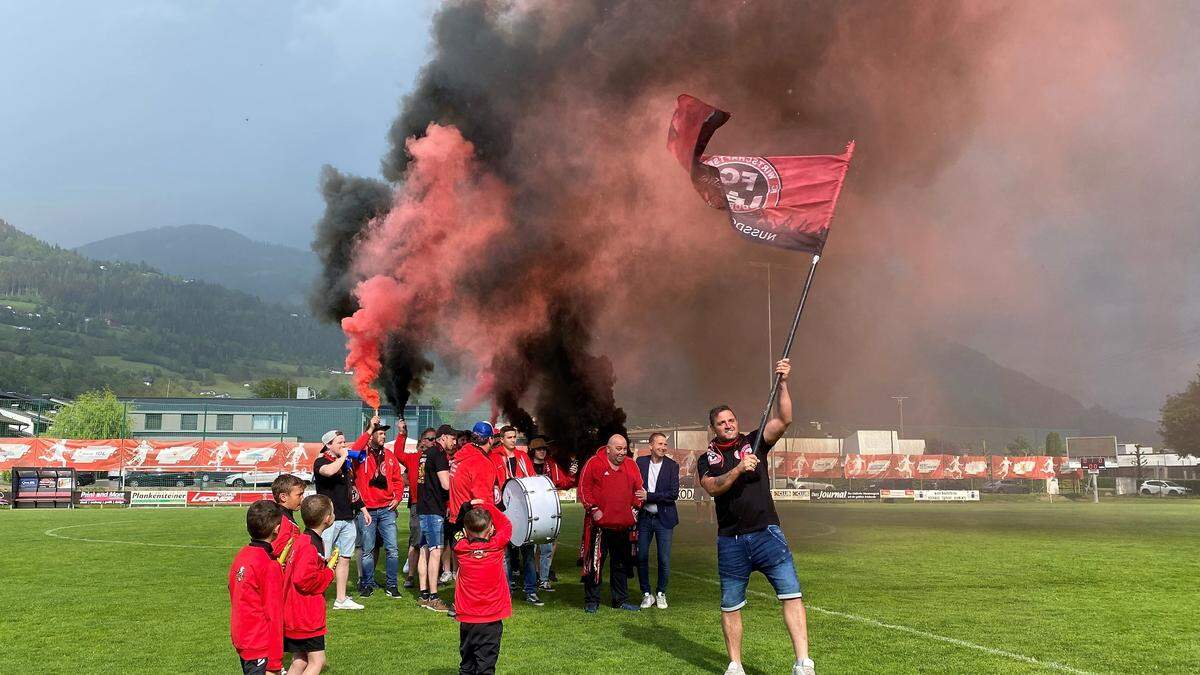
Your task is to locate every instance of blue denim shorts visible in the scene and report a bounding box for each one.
[418,514,445,549]
[716,524,802,611]
[321,518,357,559]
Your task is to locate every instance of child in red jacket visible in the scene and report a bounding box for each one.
[229,500,285,675]
[283,494,337,675]
[454,501,512,675]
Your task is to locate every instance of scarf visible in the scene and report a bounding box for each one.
[708,433,747,457]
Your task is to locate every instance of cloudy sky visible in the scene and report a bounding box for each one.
[0,1,433,248]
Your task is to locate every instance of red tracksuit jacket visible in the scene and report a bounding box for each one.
[283,529,334,639]
[536,457,577,489]
[271,508,300,560]
[353,444,404,509]
[453,502,513,624]
[490,447,536,484]
[578,449,644,529]
[229,540,284,670]
[449,443,498,523]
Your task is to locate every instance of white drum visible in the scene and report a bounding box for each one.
[502,475,561,547]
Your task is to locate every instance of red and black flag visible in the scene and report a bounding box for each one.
[667,94,854,254]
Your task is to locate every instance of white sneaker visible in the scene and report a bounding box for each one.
[723,663,746,675]
[656,592,668,609]
[792,658,816,675]
[402,560,410,575]
[333,597,364,610]
[439,570,454,584]
[639,592,655,609]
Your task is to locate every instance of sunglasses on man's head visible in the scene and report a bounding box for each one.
[422,435,436,442]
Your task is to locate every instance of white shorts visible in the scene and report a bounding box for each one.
[321,519,357,559]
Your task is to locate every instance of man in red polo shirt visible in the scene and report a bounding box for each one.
[578,433,645,613]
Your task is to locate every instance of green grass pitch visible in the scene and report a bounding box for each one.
[3,500,1197,673]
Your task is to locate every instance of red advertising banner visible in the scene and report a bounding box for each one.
[843,454,895,479]
[990,455,1069,480]
[913,455,946,479]
[781,452,842,479]
[0,438,330,472]
[186,490,271,506]
[35,439,130,471]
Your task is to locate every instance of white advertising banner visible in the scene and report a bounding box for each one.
[914,490,980,502]
[770,488,811,501]
[129,489,188,507]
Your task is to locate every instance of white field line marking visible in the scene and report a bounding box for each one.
[44,521,238,550]
[677,572,1094,675]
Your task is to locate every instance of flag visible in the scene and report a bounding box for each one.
[667,94,855,254]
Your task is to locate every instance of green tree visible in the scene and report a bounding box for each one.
[46,389,131,439]
[251,378,293,399]
[1044,432,1065,456]
[1006,435,1032,455]
[1160,368,1200,457]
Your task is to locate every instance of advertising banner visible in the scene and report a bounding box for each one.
[811,489,880,501]
[880,489,915,499]
[991,456,1064,480]
[783,452,842,479]
[915,490,980,502]
[843,455,893,480]
[558,488,577,503]
[186,490,271,506]
[129,489,189,507]
[73,490,132,506]
[770,488,811,501]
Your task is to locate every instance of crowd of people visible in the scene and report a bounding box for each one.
[227,358,817,675]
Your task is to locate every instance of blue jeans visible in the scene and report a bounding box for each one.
[637,513,674,595]
[418,514,445,549]
[357,507,399,590]
[536,542,554,582]
[716,524,802,611]
[506,543,537,595]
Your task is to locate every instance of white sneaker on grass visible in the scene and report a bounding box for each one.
[723,662,746,675]
[439,570,454,584]
[639,592,655,609]
[333,597,364,610]
[792,658,816,675]
[655,592,668,609]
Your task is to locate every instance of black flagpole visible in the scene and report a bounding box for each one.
[749,252,821,456]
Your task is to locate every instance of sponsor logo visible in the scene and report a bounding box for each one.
[866,459,891,474]
[1013,460,1037,476]
[811,490,881,501]
[678,487,696,501]
[74,491,131,506]
[917,459,942,474]
[915,490,980,502]
[155,446,199,464]
[964,460,988,474]
[0,443,32,461]
[770,489,811,501]
[811,457,839,472]
[72,446,119,462]
[234,448,277,465]
[705,449,723,466]
[880,489,915,499]
[236,566,245,582]
[129,489,188,506]
[186,490,270,505]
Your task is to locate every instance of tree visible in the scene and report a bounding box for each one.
[1006,435,1032,455]
[46,389,131,439]
[1161,368,1200,457]
[1044,432,1065,456]
[251,378,293,399]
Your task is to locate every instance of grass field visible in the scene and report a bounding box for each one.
[3,500,1197,674]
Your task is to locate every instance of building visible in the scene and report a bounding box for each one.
[121,397,441,443]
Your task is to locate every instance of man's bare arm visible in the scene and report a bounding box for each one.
[700,466,744,497]
[317,455,346,477]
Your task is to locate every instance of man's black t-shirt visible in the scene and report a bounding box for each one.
[313,453,359,521]
[696,429,779,536]
[416,446,451,516]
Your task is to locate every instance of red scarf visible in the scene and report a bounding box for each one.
[708,433,747,455]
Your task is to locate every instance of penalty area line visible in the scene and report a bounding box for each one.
[44,521,239,550]
[677,572,1094,675]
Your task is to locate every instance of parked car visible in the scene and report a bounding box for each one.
[125,471,196,488]
[785,480,836,491]
[225,470,313,488]
[1140,480,1191,496]
[75,471,97,487]
[981,480,1030,494]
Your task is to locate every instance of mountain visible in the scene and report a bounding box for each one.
[76,224,318,306]
[0,220,346,398]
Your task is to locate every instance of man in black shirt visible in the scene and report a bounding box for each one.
[313,429,368,611]
[415,424,454,611]
[697,359,814,675]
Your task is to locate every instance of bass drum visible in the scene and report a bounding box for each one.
[501,475,561,547]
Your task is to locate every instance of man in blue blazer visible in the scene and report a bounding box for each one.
[636,432,680,609]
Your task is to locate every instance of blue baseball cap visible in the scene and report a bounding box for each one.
[471,421,494,438]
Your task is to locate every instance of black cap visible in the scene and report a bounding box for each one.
[436,424,457,437]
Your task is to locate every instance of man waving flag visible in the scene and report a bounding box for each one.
[667,94,854,254]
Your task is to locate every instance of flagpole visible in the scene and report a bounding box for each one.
[750,252,820,459]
